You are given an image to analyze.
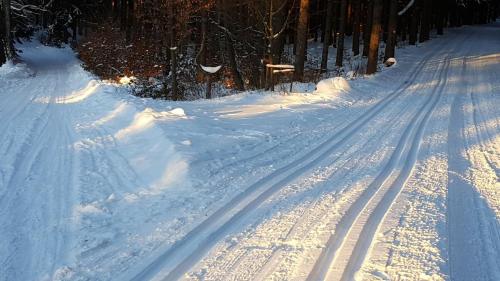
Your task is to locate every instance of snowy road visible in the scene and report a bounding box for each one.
[1,24,499,281]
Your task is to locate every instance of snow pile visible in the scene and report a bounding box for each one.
[0,61,32,79]
[385,58,397,67]
[119,76,136,84]
[315,77,351,94]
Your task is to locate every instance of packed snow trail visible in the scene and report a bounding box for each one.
[0,44,80,281]
[177,25,499,281]
[0,24,499,281]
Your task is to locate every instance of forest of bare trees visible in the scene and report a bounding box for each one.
[1,0,499,99]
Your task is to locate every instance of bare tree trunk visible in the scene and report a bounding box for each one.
[0,36,4,65]
[335,0,348,67]
[363,0,374,57]
[419,0,431,43]
[170,47,179,100]
[221,0,245,91]
[366,0,383,74]
[294,0,310,81]
[0,2,5,65]
[409,6,418,45]
[196,8,208,83]
[436,1,444,35]
[126,0,134,43]
[321,0,334,73]
[120,0,127,31]
[270,0,288,64]
[2,0,13,60]
[384,0,398,61]
[168,3,179,100]
[400,15,407,42]
[352,0,362,56]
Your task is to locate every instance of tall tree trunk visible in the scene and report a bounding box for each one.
[2,0,13,60]
[366,0,383,74]
[363,0,374,57]
[321,0,334,73]
[409,6,418,45]
[384,0,398,61]
[170,47,179,100]
[126,0,134,43]
[168,3,179,100]
[294,0,310,81]
[120,0,127,30]
[221,0,245,91]
[400,15,407,42]
[270,0,288,64]
[197,8,208,82]
[0,14,5,65]
[352,0,361,56]
[436,1,444,35]
[419,0,431,43]
[335,0,348,67]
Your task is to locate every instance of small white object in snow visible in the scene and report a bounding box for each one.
[119,76,135,84]
[315,77,351,94]
[385,58,397,67]
[107,193,117,202]
[170,108,186,116]
[200,65,222,74]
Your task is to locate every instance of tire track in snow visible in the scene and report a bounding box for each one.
[122,38,445,281]
[307,47,458,281]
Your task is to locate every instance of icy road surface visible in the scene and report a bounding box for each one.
[0,24,499,281]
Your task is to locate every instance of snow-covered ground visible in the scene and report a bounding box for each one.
[0,23,499,281]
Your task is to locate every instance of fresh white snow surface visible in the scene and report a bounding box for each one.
[0,23,499,281]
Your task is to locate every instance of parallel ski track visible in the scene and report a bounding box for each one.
[338,57,452,281]
[123,38,447,281]
[203,104,405,280]
[196,56,437,280]
[307,33,467,281]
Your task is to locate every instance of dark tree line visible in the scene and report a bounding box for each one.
[1,0,499,99]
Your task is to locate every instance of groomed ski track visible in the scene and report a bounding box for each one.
[0,23,499,281]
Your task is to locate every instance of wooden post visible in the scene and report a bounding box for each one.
[200,65,222,99]
[267,64,295,93]
[170,47,179,100]
[206,74,212,99]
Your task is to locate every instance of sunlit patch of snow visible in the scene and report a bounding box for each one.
[58,80,100,104]
[315,77,351,94]
[93,103,130,126]
[115,107,188,140]
[170,107,186,117]
[119,76,136,85]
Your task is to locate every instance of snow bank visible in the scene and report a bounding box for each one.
[315,77,351,94]
[385,58,397,67]
[0,61,32,79]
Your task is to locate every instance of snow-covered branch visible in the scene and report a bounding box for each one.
[398,0,415,16]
